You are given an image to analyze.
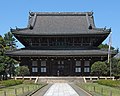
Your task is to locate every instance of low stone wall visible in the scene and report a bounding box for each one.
[12,76,115,83]
[83,76,115,83]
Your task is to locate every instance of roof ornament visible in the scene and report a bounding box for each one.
[29,24,33,30]
[29,14,32,18]
[10,27,13,32]
[88,24,92,29]
[29,13,37,30]
[104,26,106,30]
[91,10,94,14]
[29,10,32,15]
[116,48,119,53]
[15,26,18,30]
[29,10,32,18]
[90,15,93,18]
[109,27,111,32]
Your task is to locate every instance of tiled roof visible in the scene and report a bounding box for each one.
[11,12,111,35]
[12,28,110,35]
[6,49,115,57]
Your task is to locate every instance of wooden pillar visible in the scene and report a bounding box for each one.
[73,37,74,46]
[71,58,74,76]
[49,58,51,76]
[47,38,49,46]
[81,59,84,76]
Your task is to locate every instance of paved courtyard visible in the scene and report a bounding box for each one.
[43,83,79,96]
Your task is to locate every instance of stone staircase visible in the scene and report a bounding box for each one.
[37,77,84,84]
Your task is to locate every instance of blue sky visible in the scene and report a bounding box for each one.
[0,0,120,49]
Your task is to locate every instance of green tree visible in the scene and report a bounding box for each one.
[0,63,4,72]
[110,58,120,77]
[91,61,108,77]
[5,57,18,78]
[98,43,114,50]
[0,55,17,80]
[117,61,120,75]
[4,32,17,50]
[0,32,18,80]
[16,66,30,79]
[4,32,18,78]
[0,36,8,80]
[0,63,5,80]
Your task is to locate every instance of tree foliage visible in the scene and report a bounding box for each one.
[91,58,120,78]
[16,66,30,77]
[117,61,120,75]
[91,61,108,77]
[110,58,120,76]
[98,43,115,50]
[0,63,5,73]
[0,32,18,80]
[4,32,17,50]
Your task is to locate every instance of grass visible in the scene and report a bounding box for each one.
[77,82,120,96]
[0,83,45,96]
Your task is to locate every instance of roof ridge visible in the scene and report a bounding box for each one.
[10,27,29,32]
[28,13,37,29]
[92,28,111,32]
[29,12,93,16]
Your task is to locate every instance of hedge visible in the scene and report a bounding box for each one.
[0,80,23,87]
[97,80,120,87]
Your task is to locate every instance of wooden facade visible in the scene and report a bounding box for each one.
[19,57,104,76]
[6,12,116,76]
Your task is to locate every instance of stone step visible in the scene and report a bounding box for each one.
[37,77,84,83]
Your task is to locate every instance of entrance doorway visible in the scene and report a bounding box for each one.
[57,61,64,76]
[51,60,70,76]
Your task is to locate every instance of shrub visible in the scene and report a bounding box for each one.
[91,61,107,77]
[97,80,120,87]
[15,80,23,85]
[23,80,35,84]
[0,79,23,87]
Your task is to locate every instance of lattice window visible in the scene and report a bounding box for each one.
[32,68,38,72]
[58,61,60,64]
[41,61,46,66]
[41,68,46,72]
[75,68,81,72]
[61,61,64,64]
[76,61,81,66]
[84,67,90,72]
[32,61,37,66]
[84,61,90,66]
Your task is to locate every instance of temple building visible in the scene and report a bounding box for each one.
[6,12,116,76]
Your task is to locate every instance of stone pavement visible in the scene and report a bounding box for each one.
[32,84,52,96]
[32,83,92,96]
[43,83,79,96]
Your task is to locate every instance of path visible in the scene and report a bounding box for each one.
[32,83,92,96]
[44,83,79,96]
